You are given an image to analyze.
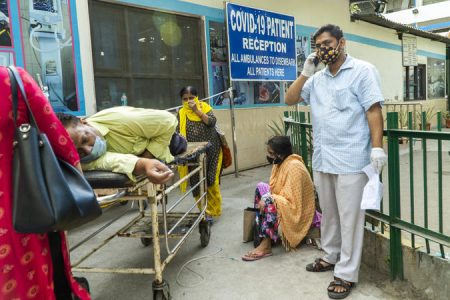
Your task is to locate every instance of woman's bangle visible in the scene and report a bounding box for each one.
[200,112,208,123]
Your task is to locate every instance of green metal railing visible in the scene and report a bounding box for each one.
[284,111,450,281]
[284,111,313,176]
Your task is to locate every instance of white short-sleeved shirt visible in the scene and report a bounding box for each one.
[300,55,384,174]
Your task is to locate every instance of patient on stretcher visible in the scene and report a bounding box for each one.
[57,107,187,184]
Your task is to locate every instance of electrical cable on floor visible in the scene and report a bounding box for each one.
[176,247,239,288]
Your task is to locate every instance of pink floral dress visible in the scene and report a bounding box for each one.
[0,67,90,299]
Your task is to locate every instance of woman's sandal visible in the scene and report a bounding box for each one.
[241,251,273,261]
[327,277,355,299]
[306,258,335,272]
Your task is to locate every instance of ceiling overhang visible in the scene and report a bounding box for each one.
[351,13,450,45]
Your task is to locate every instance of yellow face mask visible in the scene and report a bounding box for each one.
[182,96,200,110]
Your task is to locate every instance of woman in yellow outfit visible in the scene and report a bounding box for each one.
[177,86,223,221]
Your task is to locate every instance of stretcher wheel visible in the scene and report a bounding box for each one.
[199,220,211,247]
[141,237,152,247]
[153,280,171,300]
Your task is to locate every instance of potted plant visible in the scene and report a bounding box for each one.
[267,117,286,136]
[443,111,450,128]
[398,110,409,144]
[416,107,437,131]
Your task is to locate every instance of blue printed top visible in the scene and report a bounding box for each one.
[300,55,383,174]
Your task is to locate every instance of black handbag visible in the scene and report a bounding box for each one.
[8,66,102,233]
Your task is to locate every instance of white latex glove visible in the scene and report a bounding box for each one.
[370,148,387,174]
[301,52,323,77]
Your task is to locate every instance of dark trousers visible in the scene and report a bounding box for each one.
[48,232,73,300]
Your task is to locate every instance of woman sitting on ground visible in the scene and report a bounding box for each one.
[242,136,316,261]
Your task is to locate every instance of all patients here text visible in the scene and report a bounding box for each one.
[229,9,294,54]
[231,53,295,77]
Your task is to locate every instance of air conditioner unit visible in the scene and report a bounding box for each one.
[350,0,387,15]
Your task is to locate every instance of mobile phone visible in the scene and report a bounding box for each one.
[313,56,320,66]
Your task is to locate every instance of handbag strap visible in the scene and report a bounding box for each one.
[7,68,18,127]
[7,66,40,131]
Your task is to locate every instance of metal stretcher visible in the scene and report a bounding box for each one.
[70,142,211,300]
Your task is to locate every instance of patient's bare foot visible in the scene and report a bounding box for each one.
[242,238,273,261]
[249,238,272,256]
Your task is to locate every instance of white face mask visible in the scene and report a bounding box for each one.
[80,136,107,163]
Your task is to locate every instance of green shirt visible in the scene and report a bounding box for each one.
[81,107,177,181]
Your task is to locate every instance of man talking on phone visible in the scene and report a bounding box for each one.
[285,24,386,299]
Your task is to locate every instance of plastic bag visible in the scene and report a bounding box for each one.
[361,164,383,210]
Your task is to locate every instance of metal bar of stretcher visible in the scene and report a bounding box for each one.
[162,165,202,195]
[71,267,156,275]
[166,190,206,236]
[165,177,205,213]
[70,208,132,252]
[97,190,127,205]
[71,213,143,268]
[164,191,207,255]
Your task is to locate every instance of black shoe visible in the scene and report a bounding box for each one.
[73,277,90,299]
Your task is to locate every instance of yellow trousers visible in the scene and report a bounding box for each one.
[196,149,223,217]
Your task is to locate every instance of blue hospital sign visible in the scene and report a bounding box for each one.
[226,3,296,81]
